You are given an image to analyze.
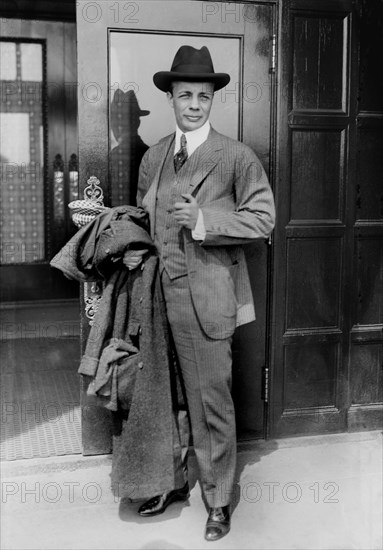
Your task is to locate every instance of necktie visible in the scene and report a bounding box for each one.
[174,134,188,173]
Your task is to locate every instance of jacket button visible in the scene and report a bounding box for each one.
[105,248,111,254]
[139,328,142,335]
[139,297,143,303]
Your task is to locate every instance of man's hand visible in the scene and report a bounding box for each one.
[122,249,148,270]
[174,194,199,230]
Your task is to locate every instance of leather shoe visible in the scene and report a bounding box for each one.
[204,506,231,541]
[138,482,189,517]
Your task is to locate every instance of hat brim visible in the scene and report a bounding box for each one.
[153,71,230,92]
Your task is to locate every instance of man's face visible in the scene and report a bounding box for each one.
[167,81,214,132]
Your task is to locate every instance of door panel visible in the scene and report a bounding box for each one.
[290,129,345,221]
[348,0,383,430]
[271,0,383,436]
[0,21,79,302]
[77,0,275,453]
[271,1,352,436]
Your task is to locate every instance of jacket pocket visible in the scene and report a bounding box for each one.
[189,263,238,340]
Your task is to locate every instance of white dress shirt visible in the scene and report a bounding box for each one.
[174,121,210,240]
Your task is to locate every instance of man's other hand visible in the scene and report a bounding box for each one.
[174,194,199,230]
[122,249,148,270]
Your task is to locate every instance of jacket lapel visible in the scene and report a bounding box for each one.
[187,127,223,195]
[143,133,175,239]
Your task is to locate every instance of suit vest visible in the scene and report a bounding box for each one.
[154,142,196,279]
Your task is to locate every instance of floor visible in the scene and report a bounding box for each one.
[0,337,81,460]
[1,430,382,550]
[0,293,82,461]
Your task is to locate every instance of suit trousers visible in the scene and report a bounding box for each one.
[161,269,237,507]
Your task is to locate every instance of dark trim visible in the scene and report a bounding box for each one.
[0,0,76,22]
[290,0,353,11]
[41,38,50,260]
[348,404,383,432]
[264,1,279,439]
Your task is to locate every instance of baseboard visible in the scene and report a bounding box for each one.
[0,299,80,339]
[347,403,383,431]
[0,298,79,310]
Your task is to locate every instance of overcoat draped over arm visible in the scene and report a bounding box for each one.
[50,206,184,499]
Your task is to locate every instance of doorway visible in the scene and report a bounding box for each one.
[0,19,81,460]
[76,0,277,454]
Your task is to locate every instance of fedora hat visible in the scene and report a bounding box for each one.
[153,45,230,92]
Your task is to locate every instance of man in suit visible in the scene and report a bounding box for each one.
[123,45,275,541]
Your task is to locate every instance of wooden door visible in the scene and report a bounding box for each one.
[0,20,78,302]
[348,0,383,430]
[76,0,277,454]
[270,0,383,437]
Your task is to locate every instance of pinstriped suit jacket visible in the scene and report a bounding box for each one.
[137,127,275,340]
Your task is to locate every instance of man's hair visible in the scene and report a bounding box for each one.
[167,82,175,94]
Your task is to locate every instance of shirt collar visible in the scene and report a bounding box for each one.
[175,120,210,156]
